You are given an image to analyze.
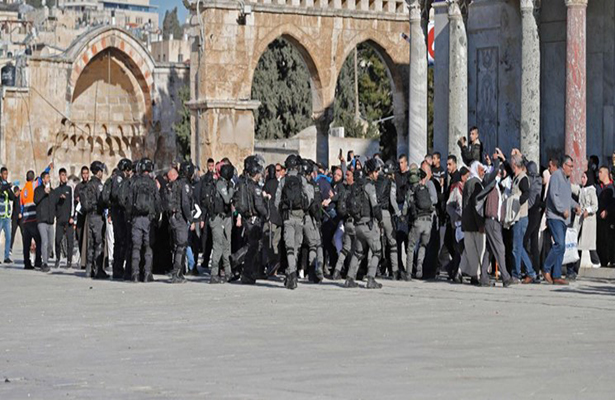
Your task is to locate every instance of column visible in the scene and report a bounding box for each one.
[448,0,467,165]
[565,0,588,184]
[520,0,541,164]
[408,0,427,164]
[433,0,449,158]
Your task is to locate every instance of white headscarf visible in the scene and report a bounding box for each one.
[469,161,484,181]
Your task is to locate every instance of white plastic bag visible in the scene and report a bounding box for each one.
[563,228,580,265]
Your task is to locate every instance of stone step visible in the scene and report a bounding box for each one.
[578,266,615,280]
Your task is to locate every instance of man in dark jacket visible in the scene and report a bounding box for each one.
[458,126,483,166]
[74,166,89,267]
[52,168,74,269]
[263,164,283,276]
[34,171,55,272]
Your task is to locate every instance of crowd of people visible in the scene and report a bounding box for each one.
[1,126,615,289]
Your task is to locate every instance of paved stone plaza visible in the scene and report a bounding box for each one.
[1,264,615,400]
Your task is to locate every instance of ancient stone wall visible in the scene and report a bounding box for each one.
[189,1,410,168]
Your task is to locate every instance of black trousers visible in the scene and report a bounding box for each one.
[22,221,42,269]
[241,220,263,283]
[597,218,615,266]
[55,221,74,264]
[524,206,542,275]
[111,208,129,278]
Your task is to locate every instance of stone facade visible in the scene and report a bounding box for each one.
[0,26,188,182]
[187,0,411,168]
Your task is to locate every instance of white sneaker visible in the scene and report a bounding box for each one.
[592,264,601,268]
[299,270,305,279]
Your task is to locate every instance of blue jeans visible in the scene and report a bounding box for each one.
[512,216,536,278]
[186,246,195,271]
[0,217,11,260]
[544,219,566,279]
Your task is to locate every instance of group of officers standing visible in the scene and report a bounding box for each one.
[71,150,442,290]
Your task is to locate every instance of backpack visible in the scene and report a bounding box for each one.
[79,181,97,214]
[101,177,113,208]
[233,177,253,217]
[335,184,348,218]
[133,177,156,216]
[281,175,306,212]
[308,181,322,221]
[118,177,133,213]
[414,183,433,214]
[202,179,224,216]
[375,176,391,210]
[347,180,370,220]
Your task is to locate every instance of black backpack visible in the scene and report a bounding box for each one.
[375,176,391,210]
[233,177,253,217]
[118,177,133,213]
[335,184,348,218]
[101,177,113,208]
[414,183,433,214]
[308,181,322,221]
[347,180,370,220]
[202,179,224,216]
[79,181,97,214]
[281,175,306,212]
[133,177,156,216]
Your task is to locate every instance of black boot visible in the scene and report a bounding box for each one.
[54,259,60,269]
[343,278,358,288]
[210,275,222,284]
[285,272,297,290]
[41,264,50,273]
[144,272,154,282]
[331,269,342,281]
[66,262,72,270]
[366,277,382,289]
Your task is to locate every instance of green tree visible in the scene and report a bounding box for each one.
[26,0,56,7]
[173,86,191,161]
[162,7,183,40]
[333,44,396,160]
[251,38,313,140]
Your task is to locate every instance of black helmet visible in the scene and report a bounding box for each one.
[364,158,379,174]
[284,154,301,170]
[90,161,106,175]
[140,158,154,173]
[383,159,398,175]
[132,159,141,174]
[220,163,235,181]
[179,161,195,180]
[117,158,132,172]
[300,159,314,176]
[353,169,365,182]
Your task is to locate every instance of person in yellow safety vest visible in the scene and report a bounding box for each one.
[0,167,17,263]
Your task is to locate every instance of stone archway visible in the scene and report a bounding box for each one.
[63,26,156,163]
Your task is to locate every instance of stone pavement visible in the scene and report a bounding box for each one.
[1,264,615,400]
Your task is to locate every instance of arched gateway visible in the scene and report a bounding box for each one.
[186,0,413,167]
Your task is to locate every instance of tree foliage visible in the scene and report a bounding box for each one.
[162,7,183,40]
[173,85,191,161]
[26,0,56,7]
[251,38,313,140]
[333,44,396,160]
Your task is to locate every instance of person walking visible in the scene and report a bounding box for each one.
[543,156,581,285]
[33,171,55,272]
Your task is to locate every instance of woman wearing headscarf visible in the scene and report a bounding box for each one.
[573,171,600,272]
[460,161,487,285]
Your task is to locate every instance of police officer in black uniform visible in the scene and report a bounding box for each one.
[168,161,195,283]
[239,158,268,284]
[129,158,161,282]
[84,161,107,279]
[108,158,132,279]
